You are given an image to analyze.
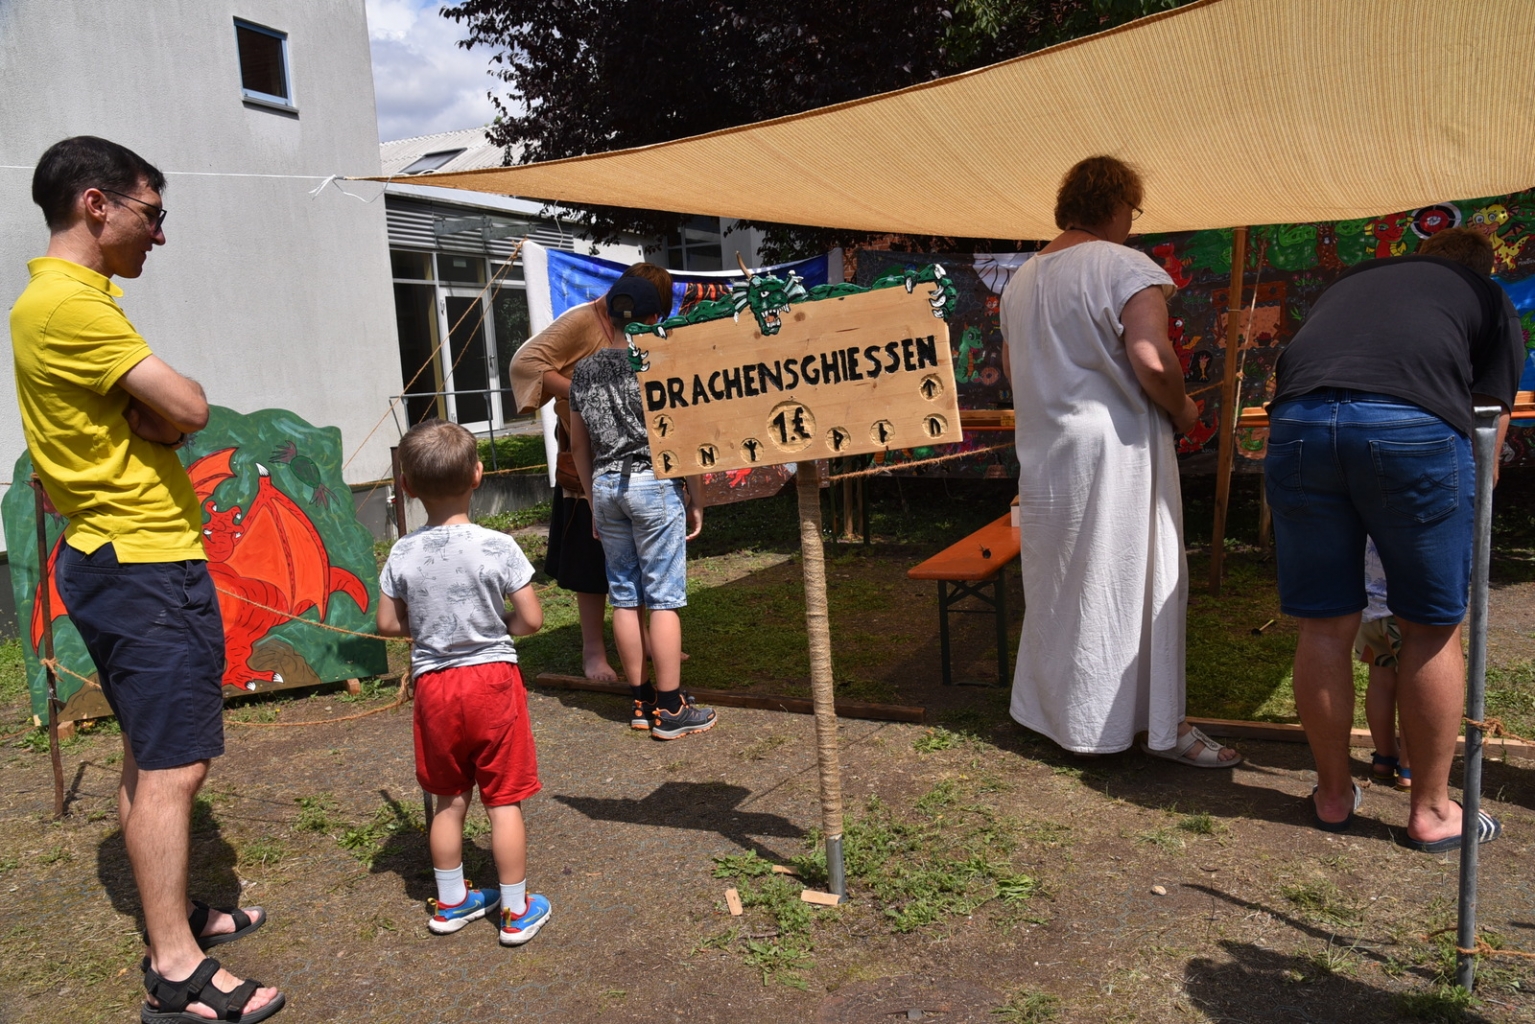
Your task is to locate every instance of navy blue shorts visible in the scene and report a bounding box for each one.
[57,543,226,770]
[1265,390,1474,627]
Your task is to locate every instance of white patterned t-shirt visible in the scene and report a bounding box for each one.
[379,523,536,676]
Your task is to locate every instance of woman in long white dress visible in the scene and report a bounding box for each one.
[1000,156,1240,767]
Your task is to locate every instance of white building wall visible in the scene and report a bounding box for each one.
[0,0,402,552]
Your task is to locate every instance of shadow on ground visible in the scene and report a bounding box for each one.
[1185,939,1491,1024]
[555,780,803,860]
[97,798,243,933]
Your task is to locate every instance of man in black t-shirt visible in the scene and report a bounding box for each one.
[1265,227,1522,853]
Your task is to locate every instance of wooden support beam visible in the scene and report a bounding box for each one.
[531,672,925,724]
[1188,716,1535,756]
[1208,226,1249,596]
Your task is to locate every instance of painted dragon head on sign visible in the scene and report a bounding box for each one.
[730,268,809,335]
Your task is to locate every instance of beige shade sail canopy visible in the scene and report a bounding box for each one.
[382,0,1535,239]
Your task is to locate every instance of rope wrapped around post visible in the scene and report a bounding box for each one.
[795,464,846,898]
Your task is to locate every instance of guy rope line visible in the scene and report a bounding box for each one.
[211,586,411,642]
[824,442,1014,483]
[342,239,526,473]
[1426,927,1535,960]
[345,239,529,530]
[32,654,410,730]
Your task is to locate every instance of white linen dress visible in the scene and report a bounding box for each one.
[1000,241,1185,754]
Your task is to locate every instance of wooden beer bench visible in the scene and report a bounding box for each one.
[907,512,1021,686]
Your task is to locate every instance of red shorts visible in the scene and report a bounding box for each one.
[413,662,540,807]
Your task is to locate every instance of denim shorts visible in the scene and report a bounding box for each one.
[1265,390,1474,626]
[590,469,689,609]
[57,543,227,769]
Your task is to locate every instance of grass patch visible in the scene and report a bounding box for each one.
[241,837,287,870]
[338,800,423,867]
[993,988,1060,1023]
[711,784,1045,984]
[1131,826,1184,852]
[476,502,552,533]
[1279,877,1362,927]
[477,434,546,471]
[295,793,341,834]
[0,638,28,707]
[1177,811,1221,835]
[1395,984,1477,1022]
[337,677,397,704]
[913,727,961,753]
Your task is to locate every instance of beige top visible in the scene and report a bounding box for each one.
[509,300,610,433]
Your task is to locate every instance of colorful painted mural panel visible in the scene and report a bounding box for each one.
[851,188,1535,476]
[3,406,388,724]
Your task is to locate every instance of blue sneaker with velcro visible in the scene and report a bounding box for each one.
[428,886,500,934]
[499,893,551,946]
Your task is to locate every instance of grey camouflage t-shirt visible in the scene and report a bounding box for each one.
[379,523,536,676]
[568,347,651,475]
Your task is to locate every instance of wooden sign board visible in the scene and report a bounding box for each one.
[636,286,961,478]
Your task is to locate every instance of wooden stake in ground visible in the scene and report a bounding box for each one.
[1209,225,1250,596]
[30,476,66,818]
[796,463,846,899]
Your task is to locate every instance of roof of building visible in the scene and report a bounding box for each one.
[378,127,523,177]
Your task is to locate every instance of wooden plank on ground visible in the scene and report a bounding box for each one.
[724,888,744,916]
[1188,716,1535,756]
[531,672,925,724]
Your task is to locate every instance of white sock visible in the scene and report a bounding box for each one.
[502,879,527,918]
[434,864,467,907]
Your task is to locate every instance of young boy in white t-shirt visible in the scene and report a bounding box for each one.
[377,421,551,946]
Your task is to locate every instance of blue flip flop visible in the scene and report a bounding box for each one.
[1312,782,1362,833]
[1401,802,1502,853]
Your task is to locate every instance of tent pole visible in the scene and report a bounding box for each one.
[795,463,846,899]
[1456,404,1501,990]
[1208,226,1249,596]
[31,476,65,818]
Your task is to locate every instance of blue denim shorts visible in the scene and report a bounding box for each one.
[57,543,227,769]
[1265,390,1474,626]
[590,469,689,610]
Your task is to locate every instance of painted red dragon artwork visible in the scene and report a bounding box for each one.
[32,447,369,690]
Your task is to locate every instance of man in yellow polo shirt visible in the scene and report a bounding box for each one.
[10,137,284,1023]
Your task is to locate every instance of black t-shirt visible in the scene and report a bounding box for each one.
[1271,255,1524,436]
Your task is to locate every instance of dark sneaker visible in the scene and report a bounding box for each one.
[630,699,655,730]
[650,701,718,740]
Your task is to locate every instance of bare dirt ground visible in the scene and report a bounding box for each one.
[5,476,1535,1023]
[3,677,1535,1023]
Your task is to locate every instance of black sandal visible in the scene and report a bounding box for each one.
[190,901,265,950]
[141,955,285,1023]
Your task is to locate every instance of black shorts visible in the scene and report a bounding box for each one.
[544,489,609,595]
[58,543,226,770]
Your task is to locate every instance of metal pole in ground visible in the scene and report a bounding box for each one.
[1456,403,1502,991]
[795,463,846,899]
[31,477,65,818]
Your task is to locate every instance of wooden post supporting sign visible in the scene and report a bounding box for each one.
[635,283,961,900]
[1209,226,1249,596]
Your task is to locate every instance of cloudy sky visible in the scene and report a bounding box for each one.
[366,0,503,142]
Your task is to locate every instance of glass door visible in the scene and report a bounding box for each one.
[438,289,497,431]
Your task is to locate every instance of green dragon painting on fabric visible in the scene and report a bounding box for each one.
[625,262,959,371]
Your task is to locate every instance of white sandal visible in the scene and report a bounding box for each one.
[1140,726,1242,769]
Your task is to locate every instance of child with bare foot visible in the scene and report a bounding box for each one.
[1359,538,1411,790]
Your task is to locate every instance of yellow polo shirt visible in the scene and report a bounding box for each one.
[10,257,204,562]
